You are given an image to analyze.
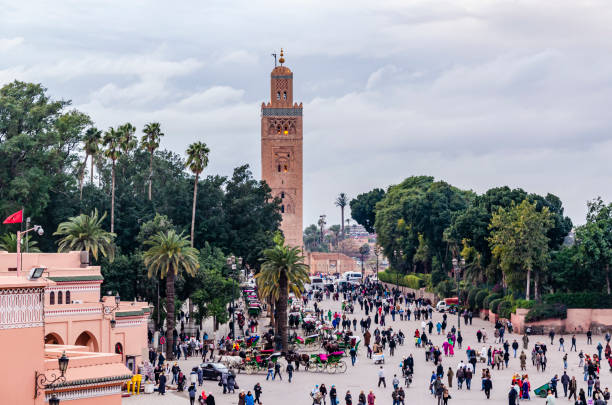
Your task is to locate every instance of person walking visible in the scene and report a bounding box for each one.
[286,362,294,383]
[273,361,282,381]
[447,367,454,388]
[245,391,255,405]
[367,390,375,405]
[545,390,555,405]
[559,336,565,352]
[266,361,273,381]
[571,335,577,351]
[512,340,519,358]
[345,390,352,405]
[561,372,570,397]
[509,385,518,405]
[330,385,338,405]
[569,376,578,401]
[350,346,357,366]
[378,366,386,388]
[483,377,492,399]
[254,383,262,404]
[189,384,197,405]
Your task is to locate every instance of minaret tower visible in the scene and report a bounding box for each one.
[261,49,303,247]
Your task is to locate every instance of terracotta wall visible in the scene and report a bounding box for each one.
[511,308,612,334]
[0,326,45,405]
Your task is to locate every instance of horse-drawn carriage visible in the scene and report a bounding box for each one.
[309,352,347,373]
[244,351,282,374]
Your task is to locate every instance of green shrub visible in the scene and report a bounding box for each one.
[435,279,457,298]
[467,288,479,309]
[497,300,514,319]
[475,290,489,309]
[525,303,567,322]
[404,274,423,289]
[542,292,612,309]
[515,299,534,309]
[484,293,502,309]
[489,298,503,314]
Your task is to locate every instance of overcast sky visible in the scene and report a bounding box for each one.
[2,0,611,228]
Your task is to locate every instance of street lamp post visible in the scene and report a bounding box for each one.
[16,224,44,277]
[35,351,70,400]
[452,257,465,331]
[226,255,242,339]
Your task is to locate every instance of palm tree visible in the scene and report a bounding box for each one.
[79,127,102,200]
[318,215,327,244]
[143,230,199,360]
[0,233,41,253]
[256,233,310,350]
[102,127,121,233]
[118,123,137,155]
[54,209,116,261]
[141,122,164,200]
[335,193,348,238]
[185,142,210,247]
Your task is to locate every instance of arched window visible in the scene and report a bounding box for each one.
[281,205,285,213]
[283,165,288,172]
[283,91,287,100]
[283,125,288,135]
[276,92,280,100]
[49,291,55,305]
[57,291,63,305]
[281,192,285,199]
[277,164,281,172]
[276,125,281,134]
[66,291,71,304]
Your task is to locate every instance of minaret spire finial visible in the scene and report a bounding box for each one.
[279,48,285,65]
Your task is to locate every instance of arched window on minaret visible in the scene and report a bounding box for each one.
[276,91,281,100]
[283,91,287,100]
[277,164,281,172]
[281,192,285,198]
[281,205,285,213]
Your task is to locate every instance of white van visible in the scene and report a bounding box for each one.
[342,271,362,283]
[308,276,324,291]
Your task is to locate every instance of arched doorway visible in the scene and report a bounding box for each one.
[74,331,99,352]
[45,333,64,345]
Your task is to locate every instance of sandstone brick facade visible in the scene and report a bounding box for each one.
[261,55,303,247]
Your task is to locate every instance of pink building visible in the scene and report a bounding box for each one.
[0,251,150,403]
[0,275,133,404]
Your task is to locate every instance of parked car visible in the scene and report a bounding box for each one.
[199,362,229,380]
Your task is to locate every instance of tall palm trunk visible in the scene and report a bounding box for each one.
[148,151,154,200]
[190,173,199,247]
[166,271,176,360]
[607,265,611,294]
[525,268,531,300]
[278,271,289,351]
[110,160,116,233]
[268,298,275,328]
[340,207,345,238]
[90,155,95,184]
[79,154,88,200]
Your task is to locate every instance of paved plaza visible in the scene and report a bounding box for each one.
[126,297,612,404]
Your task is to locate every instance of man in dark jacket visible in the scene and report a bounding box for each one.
[483,377,493,399]
[561,372,570,397]
[509,385,518,405]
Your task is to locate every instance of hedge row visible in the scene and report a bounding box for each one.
[543,292,612,309]
[525,303,568,322]
[377,271,427,290]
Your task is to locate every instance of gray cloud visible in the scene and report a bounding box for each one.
[1,0,611,229]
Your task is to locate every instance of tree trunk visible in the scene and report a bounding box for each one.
[525,268,531,300]
[534,274,539,301]
[268,298,275,328]
[90,155,95,185]
[110,160,116,233]
[165,271,175,360]
[190,173,199,247]
[340,207,344,238]
[278,271,289,351]
[607,265,611,294]
[79,155,88,200]
[148,151,153,201]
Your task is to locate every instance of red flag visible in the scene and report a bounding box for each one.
[2,210,23,224]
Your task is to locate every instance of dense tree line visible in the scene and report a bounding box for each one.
[347,175,612,299]
[0,81,282,336]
